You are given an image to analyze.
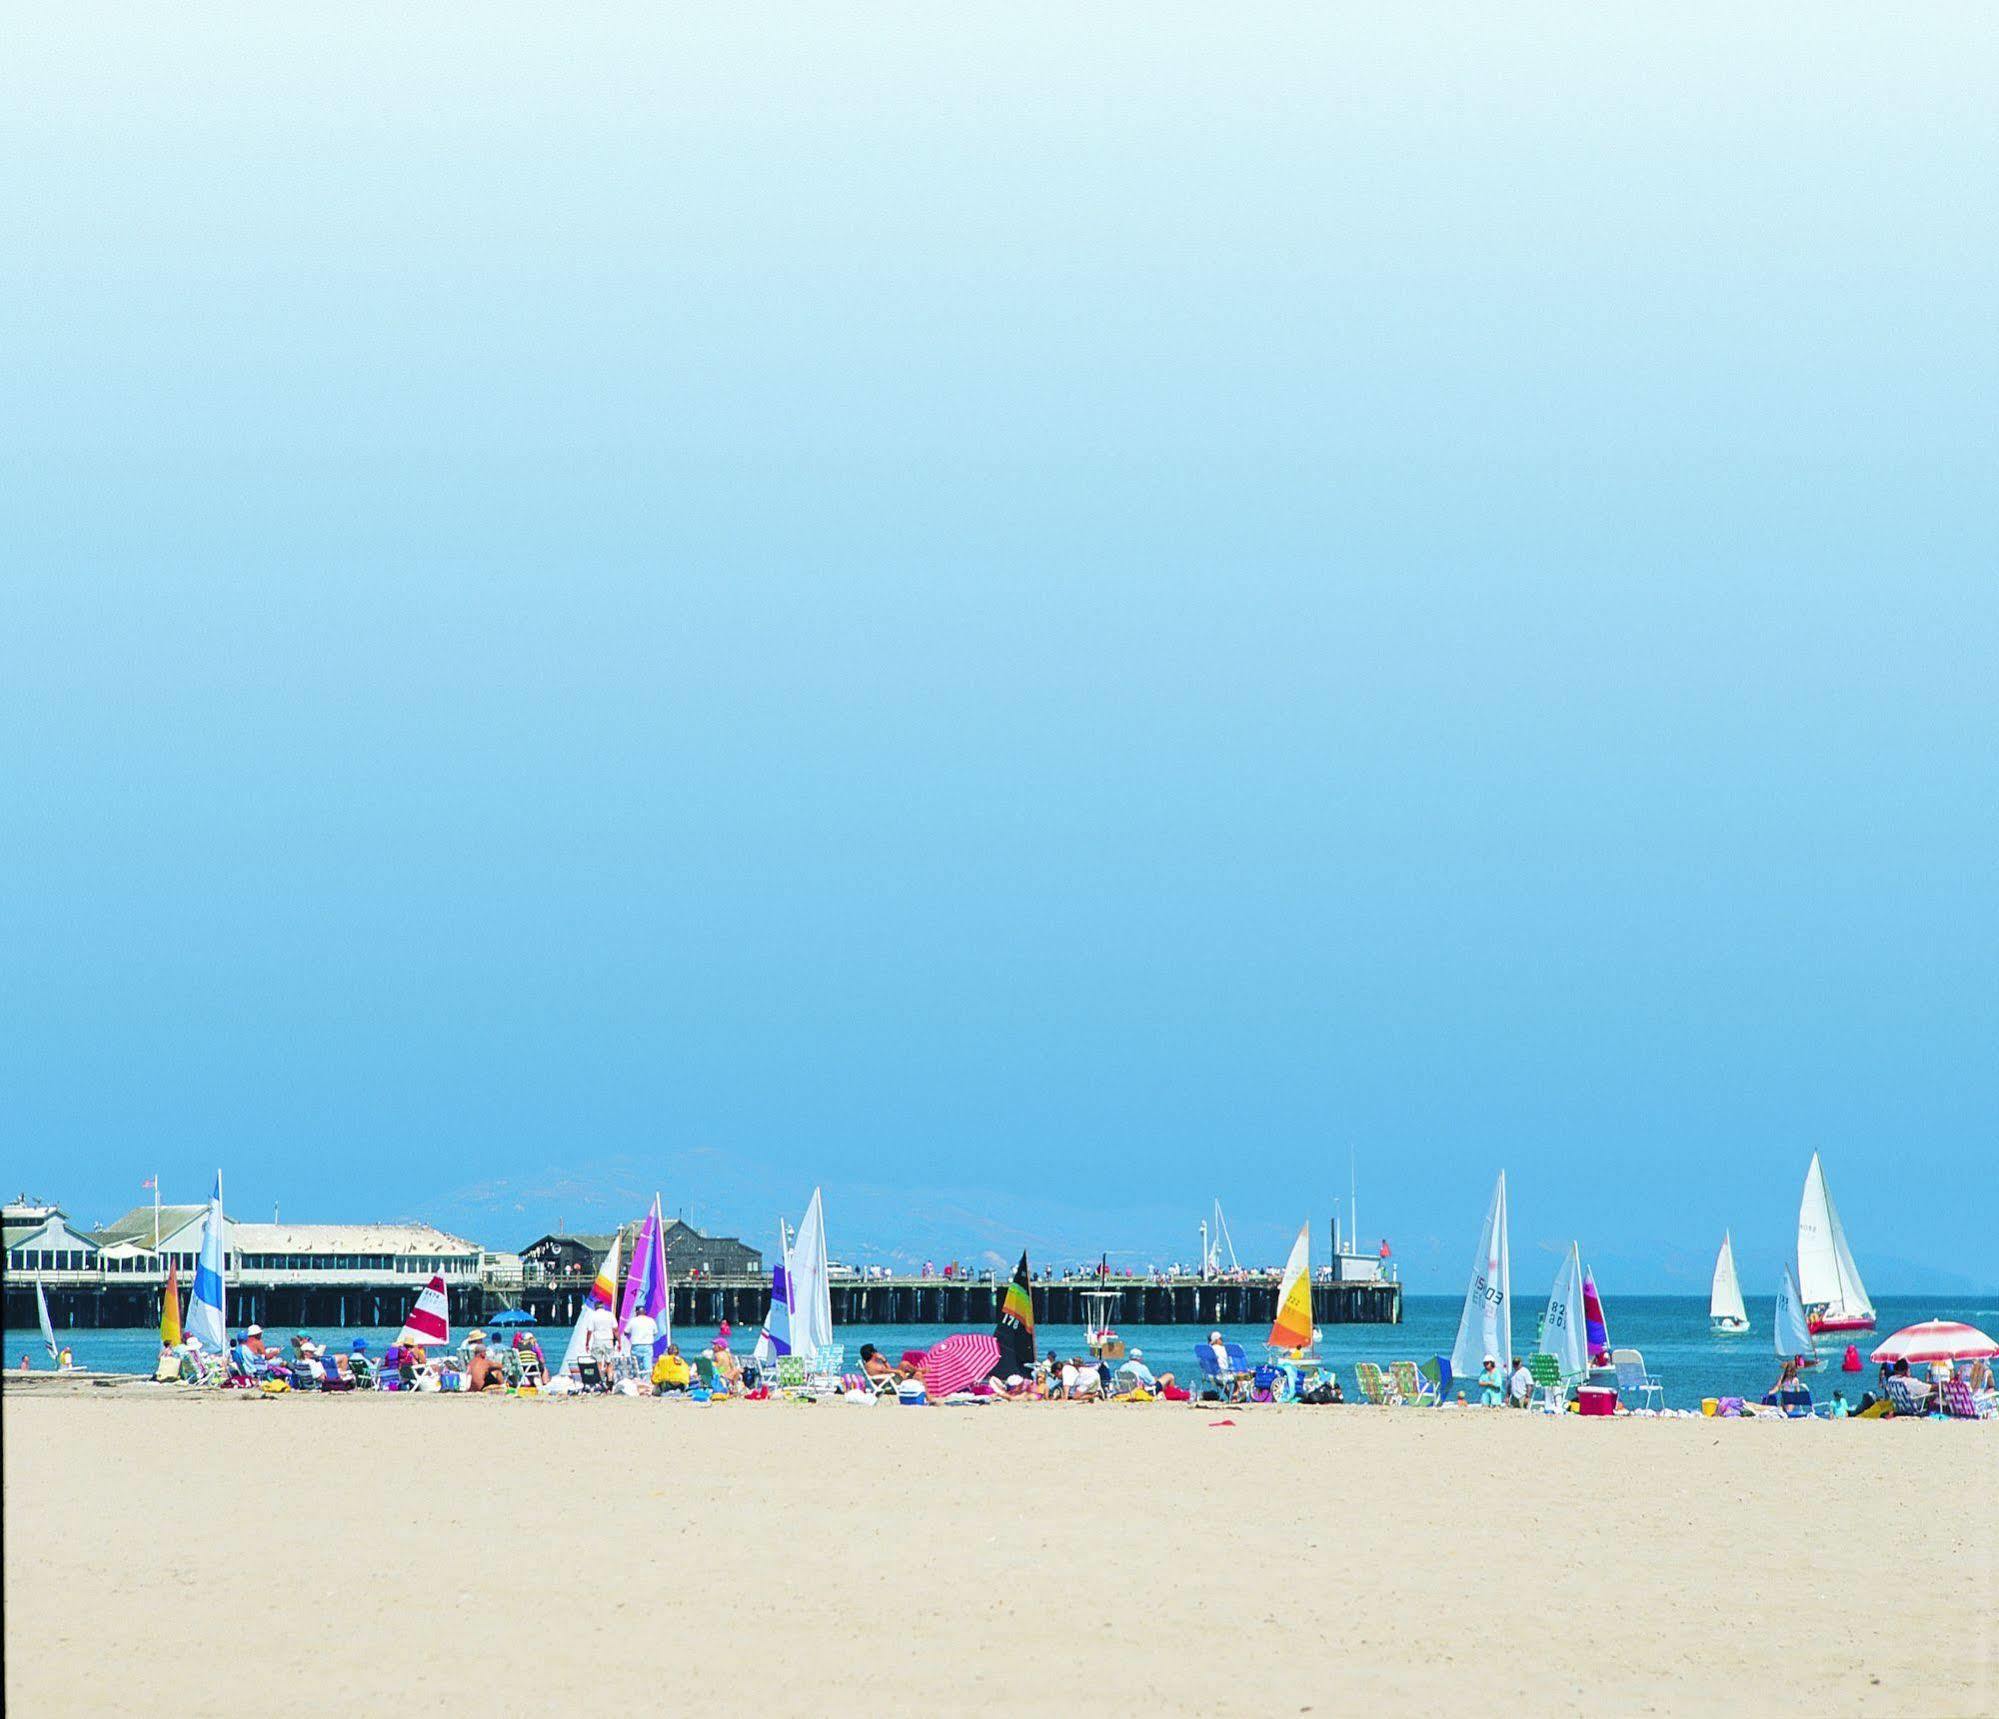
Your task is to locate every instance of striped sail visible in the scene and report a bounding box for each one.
[184,1171,228,1353]
[1267,1223,1314,1349]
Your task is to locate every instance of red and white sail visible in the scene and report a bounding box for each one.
[396,1273,451,1352]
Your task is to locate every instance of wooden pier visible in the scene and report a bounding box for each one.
[12,1274,1399,1333]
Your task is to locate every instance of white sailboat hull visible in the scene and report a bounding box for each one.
[1710,1316,1750,1335]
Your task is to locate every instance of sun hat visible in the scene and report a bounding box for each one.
[1130,1349,1144,1359]
[247,1324,263,1336]
[351,1337,367,1352]
[1209,1330,1223,1343]
[711,1337,728,1351]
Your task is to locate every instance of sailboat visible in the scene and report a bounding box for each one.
[1774,1261,1822,1370]
[1797,1153,1875,1334]
[1083,1256,1124,1360]
[36,1280,60,1367]
[1267,1223,1316,1357]
[1709,1231,1750,1334]
[1449,1172,1512,1385]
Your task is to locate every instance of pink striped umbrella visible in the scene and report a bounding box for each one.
[1870,1321,1999,1365]
[920,1333,1001,1399]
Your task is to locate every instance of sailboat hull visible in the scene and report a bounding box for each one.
[1807,1312,1874,1335]
[1710,1317,1750,1335]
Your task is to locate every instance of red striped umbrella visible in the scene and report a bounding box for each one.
[921,1333,1001,1399]
[1870,1321,1999,1365]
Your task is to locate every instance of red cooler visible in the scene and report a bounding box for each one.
[1577,1386,1618,1417]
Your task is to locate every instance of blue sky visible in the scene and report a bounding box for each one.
[3,11,1993,1291]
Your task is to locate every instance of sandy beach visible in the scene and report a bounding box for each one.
[4,1381,1993,1716]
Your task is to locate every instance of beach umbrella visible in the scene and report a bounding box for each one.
[485,1308,537,1328]
[1869,1320,1999,1366]
[921,1333,1000,1399]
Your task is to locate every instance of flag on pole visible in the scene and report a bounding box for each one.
[1379,1239,1392,1259]
[141,1175,157,1190]
[396,1274,451,1352]
[993,1251,1036,1377]
[184,1171,228,1353]
[160,1259,183,1348]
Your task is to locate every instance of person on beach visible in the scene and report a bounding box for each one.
[1206,1331,1230,1375]
[468,1339,506,1392]
[859,1344,894,1381]
[1508,1357,1533,1408]
[1478,1357,1503,1406]
[243,1325,272,1362]
[1765,1358,1804,1403]
[626,1310,657,1359]
[652,1344,692,1391]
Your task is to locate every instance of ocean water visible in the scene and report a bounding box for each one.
[11,1295,1993,1411]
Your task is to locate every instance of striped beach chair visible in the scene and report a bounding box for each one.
[1885,1376,1931,1418]
[1526,1352,1568,1413]
[1388,1361,1436,1406]
[1354,1361,1397,1406]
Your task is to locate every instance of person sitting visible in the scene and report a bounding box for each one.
[1763,1358,1811,1408]
[243,1324,274,1362]
[710,1341,743,1391]
[1477,1357,1503,1406]
[859,1344,895,1381]
[1508,1357,1533,1408]
[1123,1349,1173,1393]
[1328,1376,1345,1404]
[652,1344,692,1392]
[467,1343,507,1392]
[1205,1330,1231,1377]
[1828,1390,1849,1418]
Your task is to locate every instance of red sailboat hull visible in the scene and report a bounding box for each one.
[1807,1313,1874,1335]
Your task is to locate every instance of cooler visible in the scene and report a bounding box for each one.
[1577,1385,1618,1417]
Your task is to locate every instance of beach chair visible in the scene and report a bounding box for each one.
[1885,1376,1932,1418]
[1354,1361,1397,1406]
[1940,1376,1994,1419]
[774,1355,809,1395]
[1193,1344,1233,1400]
[1526,1352,1568,1413]
[805,1344,845,1395]
[1611,1349,1664,1412]
[1388,1361,1436,1406]
[1422,1356,1452,1405]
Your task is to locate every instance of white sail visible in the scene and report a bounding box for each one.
[1538,1242,1588,1381]
[36,1281,58,1364]
[1774,1263,1816,1360]
[787,1188,834,1362]
[1797,1153,1872,1319]
[1449,1171,1512,1383]
[1710,1232,1748,1327]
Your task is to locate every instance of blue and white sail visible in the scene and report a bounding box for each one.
[1449,1170,1511,1384]
[1774,1262,1816,1362]
[36,1280,58,1365]
[184,1171,228,1353]
[752,1220,795,1365]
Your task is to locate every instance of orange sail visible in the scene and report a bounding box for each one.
[160,1259,183,1348]
[1267,1223,1314,1349]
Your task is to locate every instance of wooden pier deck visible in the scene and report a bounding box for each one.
[12,1275,1400,1332]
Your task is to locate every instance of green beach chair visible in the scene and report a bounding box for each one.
[1388,1361,1435,1406]
[1526,1352,1568,1412]
[775,1354,808,1394]
[1354,1361,1397,1406]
